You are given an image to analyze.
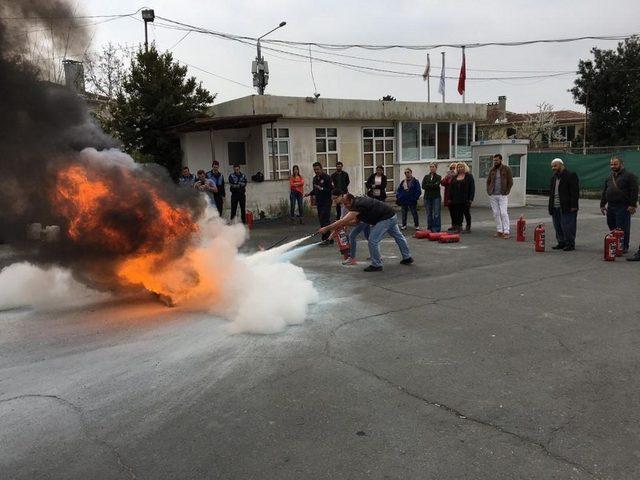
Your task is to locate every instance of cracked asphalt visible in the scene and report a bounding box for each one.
[1,196,640,480]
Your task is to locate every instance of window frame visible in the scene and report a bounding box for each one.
[315,127,340,175]
[264,126,291,180]
[362,126,395,193]
[398,121,475,163]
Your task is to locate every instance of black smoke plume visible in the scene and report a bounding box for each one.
[0,0,205,291]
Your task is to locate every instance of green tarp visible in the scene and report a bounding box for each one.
[527,151,640,191]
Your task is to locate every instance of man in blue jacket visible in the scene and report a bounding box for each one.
[228,164,247,224]
[396,168,422,230]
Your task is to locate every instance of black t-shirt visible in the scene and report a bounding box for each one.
[350,196,395,225]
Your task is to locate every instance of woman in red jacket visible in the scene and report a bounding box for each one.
[440,162,457,231]
[289,165,305,223]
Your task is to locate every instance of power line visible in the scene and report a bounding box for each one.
[0,8,147,20]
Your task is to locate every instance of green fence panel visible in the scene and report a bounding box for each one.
[527,151,640,191]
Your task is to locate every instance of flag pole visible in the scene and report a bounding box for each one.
[441,51,445,103]
[427,53,431,103]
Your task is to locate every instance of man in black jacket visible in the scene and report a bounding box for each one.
[330,161,350,219]
[548,158,579,251]
[600,157,638,254]
[306,162,333,244]
[422,162,442,232]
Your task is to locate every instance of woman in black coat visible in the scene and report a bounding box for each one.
[366,165,387,201]
[448,162,475,233]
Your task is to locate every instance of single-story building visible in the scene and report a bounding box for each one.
[174,95,488,213]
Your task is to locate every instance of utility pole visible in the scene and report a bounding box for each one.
[252,21,286,95]
[142,9,155,53]
[583,90,588,155]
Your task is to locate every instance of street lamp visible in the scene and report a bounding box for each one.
[142,9,155,53]
[252,21,286,95]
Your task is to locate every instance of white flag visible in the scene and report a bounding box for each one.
[438,54,445,96]
[422,54,430,81]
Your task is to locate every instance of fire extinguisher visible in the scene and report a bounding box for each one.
[516,215,526,242]
[246,210,254,230]
[604,232,618,261]
[612,228,624,256]
[332,227,350,259]
[534,224,545,252]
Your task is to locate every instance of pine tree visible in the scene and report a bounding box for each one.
[571,36,640,146]
[108,46,215,178]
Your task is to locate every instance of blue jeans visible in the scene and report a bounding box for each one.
[367,214,412,267]
[348,222,371,259]
[401,203,419,227]
[424,196,441,232]
[606,204,631,250]
[551,208,577,247]
[290,190,303,217]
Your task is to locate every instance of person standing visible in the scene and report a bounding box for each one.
[319,194,413,272]
[448,163,475,233]
[331,161,350,218]
[396,168,422,230]
[306,162,333,245]
[600,156,638,254]
[178,166,195,186]
[422,162,442,232]
[205,160,225,216]
[440,162,457,231]
[365,165,387,201]
[486,154,514,239]
[228,164,247,224]
[548,158,579,251]
[289,165,305,223]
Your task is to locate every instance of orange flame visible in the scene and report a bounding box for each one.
[52,163,205,302]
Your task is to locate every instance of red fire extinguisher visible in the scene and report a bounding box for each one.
[534,224,545,252]
[245,210,254,230]
[332,227,350,259]
[516,215,526,242]
[604,232,618,261]
[612,228,624,256]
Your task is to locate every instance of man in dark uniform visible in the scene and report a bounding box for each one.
[331,161,350,219]
[320,193,413,271]
[306,162,333,245]
[205,160,225,216]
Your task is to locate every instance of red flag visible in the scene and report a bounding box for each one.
[457,48,466,96]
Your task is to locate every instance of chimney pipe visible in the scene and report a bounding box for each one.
[498,95,506,114]
[62,59,85,94]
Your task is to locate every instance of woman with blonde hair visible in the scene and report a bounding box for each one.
[448,162,475,233]
[440,162,458,231]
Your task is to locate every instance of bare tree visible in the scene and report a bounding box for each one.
[83,42,129,99]
[516,102,561,147]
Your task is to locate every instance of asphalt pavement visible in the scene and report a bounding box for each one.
[1,196,639,480]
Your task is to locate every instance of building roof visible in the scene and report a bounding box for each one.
[167,114,283,133]
[208,95,486,122]
[480,106,585,126]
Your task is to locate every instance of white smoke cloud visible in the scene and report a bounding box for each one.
[0,212,319,334]
[0,263,111,310]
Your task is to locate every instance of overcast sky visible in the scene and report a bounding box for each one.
[80,0,640,113]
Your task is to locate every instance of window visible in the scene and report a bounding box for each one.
[479,155,493,178]
[437,122,450,159]
[421,123,436,159]
[401,122,419,162]
[315,128,339,174]
[508,154,523,178]
[227,142,246,165]
[265,128,290,180]
[455,123,473,159]
[363,127,395,193]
